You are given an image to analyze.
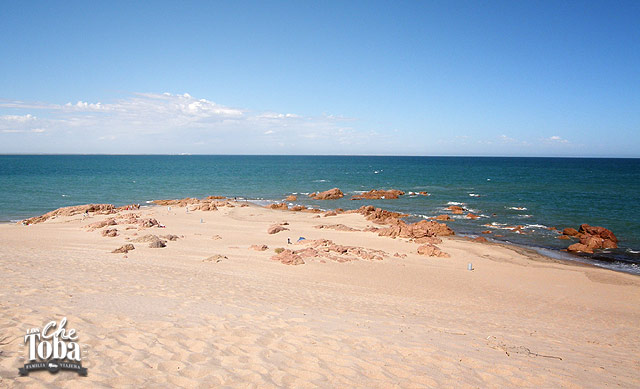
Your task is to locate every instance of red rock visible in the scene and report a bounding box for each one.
[22,204,116,225]
[250,244,268,251]
[323,211,337,217]
[434,215,451,221]
[271,249,304,265]
[562,228,580,236]
[579,224,618,244]
[111,244,135,254]
[101,228,118,237]
[417,244,450,258]
[473,236,488,243]
[267,225,289,234]
[290,205,307,211]
[567,243,593,254]
[447,205,465,215]
[268,203,288,210]
[86,218,117,230]
[285,195,297,201]
[419,191,430,196]
[557,235,570,240]
[351,189,405,200]
[138,218,160,228]
[309,188,344,200]
[481,230,492,234]
[413,236,442,245]
[314,224,359,232]
[466,213,479,220]
[378,220,455,240]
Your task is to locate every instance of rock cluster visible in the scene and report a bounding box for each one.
[564,224,618,253]
[271,249,305,265]
[285,195,297,201]
[309,188,344,200]
[345,205,407,224]
[351,189,405,200]
[417,244,450,258]
[377,220,455,240]
[22,204,116,225]
[313,224,359,232]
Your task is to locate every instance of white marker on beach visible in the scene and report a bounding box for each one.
[468,263,473,271]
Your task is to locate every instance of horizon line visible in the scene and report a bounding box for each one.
[0,153,638,159]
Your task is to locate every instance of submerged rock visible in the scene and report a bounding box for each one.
[351,189,405,200]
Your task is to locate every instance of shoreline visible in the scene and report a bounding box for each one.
[7,197,639,276]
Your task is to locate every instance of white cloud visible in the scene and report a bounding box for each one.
[0,92,365,154]
[548,135,568,143]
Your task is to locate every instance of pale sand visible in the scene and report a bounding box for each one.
[0,202,638,388]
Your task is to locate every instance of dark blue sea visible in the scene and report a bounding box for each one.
[1,155,639,274]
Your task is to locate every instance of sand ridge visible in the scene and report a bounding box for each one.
[0,202,638,387]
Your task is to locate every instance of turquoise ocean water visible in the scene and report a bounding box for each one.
[1,155,639,274]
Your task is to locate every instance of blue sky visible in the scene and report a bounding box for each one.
[1,1,638,156]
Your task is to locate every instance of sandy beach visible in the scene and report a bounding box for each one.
[0,200,638,388]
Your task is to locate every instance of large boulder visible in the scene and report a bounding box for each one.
[268,203,289,210]
[309,188,344,200]
[285,195,297,201]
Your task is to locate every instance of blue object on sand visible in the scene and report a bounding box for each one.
[297,237,305,241]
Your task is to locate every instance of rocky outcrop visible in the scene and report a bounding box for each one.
[472,236,488,243]
[309,188,344,200]
[86,218,117,231]
[346,205,407,225]
[377,220,455,240]
[314,224,359,232]
[112,244,135,254]
[562,228,579,237]
[267,224,289,234]
[285,195,297,201]
[351,189,405,200]
[466,213,479,220]
[290,205,307,211]
[434,215,451,221]
[271,249,304,265]
[101,228,118,237]
[293,239,387,262]
[138,218,160,228]
[417,244,449,258]
[22,204,116,225]
[565,224,618,253]
[133,234,167,248]
[268,203,289,210]
[419,191,430,196]
[153,198,200,207]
